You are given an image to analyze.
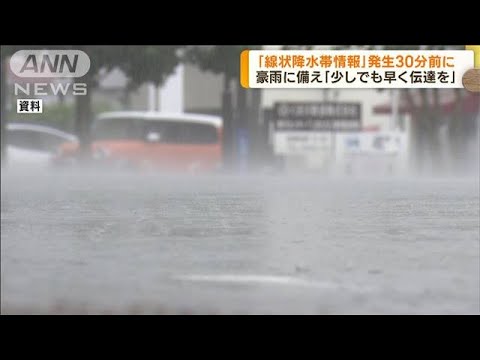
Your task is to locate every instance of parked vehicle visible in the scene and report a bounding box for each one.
[53,111,223,172]
[5,123,77,168]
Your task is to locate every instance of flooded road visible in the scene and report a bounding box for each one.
[1,170,479,314]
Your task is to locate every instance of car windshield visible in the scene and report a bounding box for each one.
[92,118,144,141]
[144,120,218,144]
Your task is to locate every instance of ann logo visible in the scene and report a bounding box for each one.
[10,50,90,78]
[20,54,79,74]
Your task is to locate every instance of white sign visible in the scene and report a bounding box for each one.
[274,131,332,155]
[334,131,409,175]
[337,131,407,155]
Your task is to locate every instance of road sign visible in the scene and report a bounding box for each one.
[273,102,362,132]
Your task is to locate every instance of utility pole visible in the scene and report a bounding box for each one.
[1,57,7,167]
[222,75,233,170]
[74,72,93,163]
[148,83,157,112]
[236,80,248,172]
[391,89,400,131]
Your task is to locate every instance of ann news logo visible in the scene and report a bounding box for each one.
[9,50,90,113]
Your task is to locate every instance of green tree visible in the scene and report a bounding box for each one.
[119,45,182,108]
[124,46,186,85]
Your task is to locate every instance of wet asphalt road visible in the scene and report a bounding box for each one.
[1,169,479,314]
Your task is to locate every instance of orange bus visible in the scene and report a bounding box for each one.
[54,111,223,172]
